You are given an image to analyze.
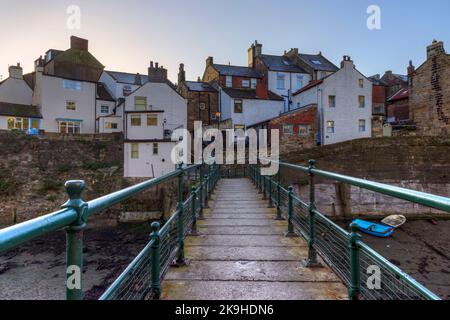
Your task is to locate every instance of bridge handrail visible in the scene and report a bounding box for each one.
[267,159,450,213]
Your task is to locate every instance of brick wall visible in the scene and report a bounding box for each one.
[268,105,318,154]
[387,98,410,122]
[410,44,450,135]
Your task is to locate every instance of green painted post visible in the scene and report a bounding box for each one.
[285,186,297,237]
[268,176,274,208]
[349,223,362,300]
[204,174,209,208]
[258,168,262,194]
[191,187,199,236]
[275,176,283,220]
[262,175,267,200]
[150,222,161,300]
[62,180,88,301]
[176,164,186,265]
[305,160,320,267]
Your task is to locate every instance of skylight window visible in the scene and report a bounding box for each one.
[312,60,322,65]
[282,60,290,66]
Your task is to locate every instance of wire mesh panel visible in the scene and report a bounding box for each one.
[182,197,194,237]
[291,196,310,239]
[100,241,154,300]
[313,212,352,286]
[358,243,438,300]
[278,187,290,220]
[159,214,179,278]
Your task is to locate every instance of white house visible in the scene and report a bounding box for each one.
[96,82,120,133]
[124,62,187,178]
[292,56,372,145]
[0,64,42,131]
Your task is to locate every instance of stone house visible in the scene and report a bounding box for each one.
[248,41,312,113]
[202,57,284,129]
[409,40,450,135]
[380,70,408,100]
[176,63,219,132]
[292,56,372,146]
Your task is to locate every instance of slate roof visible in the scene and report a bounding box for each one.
[212,64,262,78]
[222,88,283,101]
[106,71,150,85]
[184,81,217,92]
[97,83,115,101]
[369,75,388,86]
[297,53,339,72]
[51,48,104,69]
[387,88,409,102]
[0,102,42,118]
[260,55,307,73]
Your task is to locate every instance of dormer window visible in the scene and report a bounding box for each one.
[312,60,322,65]
[123,85,132,96]
[226,76,232,87]
[251,78,257,89]
[242,79,250,88]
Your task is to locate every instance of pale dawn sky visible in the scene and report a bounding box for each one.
[0,0,449,82]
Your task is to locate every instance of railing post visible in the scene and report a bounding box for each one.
[62,180,88,301]
[204,174,209,208]
[176,163,186,266]
[191,187,199,236]
[258,168,262,194]
[285,186,297,237]
[268,176,274,208]
[349,223,362,300]
[150,222,161,300]
[262,175,267,200]
[305,160,320,267]
[275,175,283,220]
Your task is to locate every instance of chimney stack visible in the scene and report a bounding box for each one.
[340,55,354,69]
[206,56,214,67]
[407,60,415,76]
[9,63,23,79]
[70,36,89,51]
[135,73,142,86]
[248,40,263,68]
[148,61,168,83]
[178,63,186,84]
[427,39,445,59]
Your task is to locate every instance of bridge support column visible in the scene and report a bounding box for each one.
[150,222,161,300]
[349,223,362,300]
[305,160,321,268]
[62,180,88,301]
[285,186,298,238]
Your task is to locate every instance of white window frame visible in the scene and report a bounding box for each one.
[277,73,286,90]
[135,96,147,111]
[298,124,310,137]
[251,78,257,89]
[131,143,139,159]
[242,79,250,88]
[66,100,76,111]
[130,115,141,126]
[282,124,294,135]
[62,80,82,91]
[359,96,366,109]
[58,121,81,134]
[296,75,304,90]
[226,76,232,87]
[359,119,366,132]
[101,105,109,114]
[329,95,336,108]
[326,121,335,134]
[152,143,159,155]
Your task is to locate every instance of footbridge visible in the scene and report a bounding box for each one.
[0,161,446,300]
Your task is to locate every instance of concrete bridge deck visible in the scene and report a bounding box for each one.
[162,178,347,300]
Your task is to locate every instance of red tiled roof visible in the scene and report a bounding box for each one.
[292,80,323,96]
[388,88,409,102]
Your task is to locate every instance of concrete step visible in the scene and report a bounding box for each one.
[165,260,340,282]
[186,234,303,247]
[162,280,347,300]
[198,219,284,227]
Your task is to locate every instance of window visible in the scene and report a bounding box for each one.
[62,80,81,90]
[147,114,158,126]
[312,60,322,65]
[359,79,364,88]
[277,74,285,89]
[131,115,141,126]
[199,103,206,110]
[296,75,304,90]
[234,125,245,130]
[101,105,109,114]
[251,78,257,89]
[226,76,232,87]
[7,117,25,130]
[328,95,336,108]
[131,144,139,159]
[327,121,335,134]
[58,121,81,134]
[105,122,118,129]
[211,113,217,120]
[123,85,132,96]
[297,102,301,109]
[66,101,76,111]
[359,119,366,132]
[234,99,243,113]
[242,79,250,88]
[298,124,311,137]
[31,119,39,129]
[358,96,366,108]
[152,143,159,155]
[135,96,147,111]
[282,125,294,135]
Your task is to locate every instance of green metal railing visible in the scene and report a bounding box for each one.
[248,162,443,300]
[0,163,220,300]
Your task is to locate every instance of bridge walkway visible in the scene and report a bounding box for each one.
[161,178,347,300]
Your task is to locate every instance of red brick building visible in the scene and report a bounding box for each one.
[386,87,409,123]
